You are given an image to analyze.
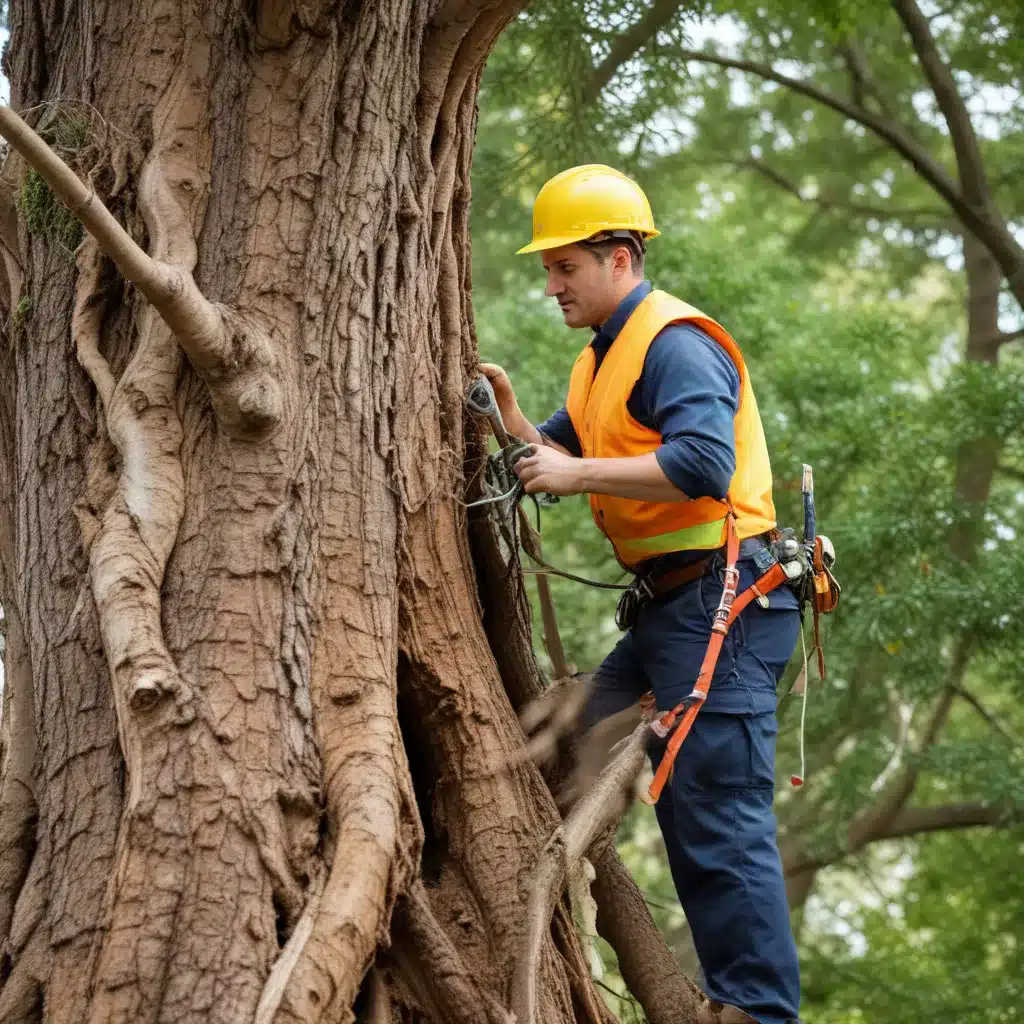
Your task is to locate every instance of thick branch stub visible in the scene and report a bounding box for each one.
[513,721,648,1024]
[0,103,283,439]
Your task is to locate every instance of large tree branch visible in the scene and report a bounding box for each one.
[786,801,1020,875]
[890,0,989,204]
[882,802,1021,840]
[592,847,712,1024]
[671,48,1024,306]
[739,157,950,224]
[583,0,685,106]
[952,683,1021,745]
[0,104,282,437]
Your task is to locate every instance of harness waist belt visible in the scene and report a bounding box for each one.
[644,533,773,599]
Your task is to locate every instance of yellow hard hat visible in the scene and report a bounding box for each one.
[516,164,660,255]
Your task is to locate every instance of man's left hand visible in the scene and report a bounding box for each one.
[514,444,586,496]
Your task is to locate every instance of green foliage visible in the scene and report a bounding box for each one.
[15,113,92,252]
[474,3,1023,1019]
[17,168,81,251]
[11,293,32,330]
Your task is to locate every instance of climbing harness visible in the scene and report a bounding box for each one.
[642,465,841,805]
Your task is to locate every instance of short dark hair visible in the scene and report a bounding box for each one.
[580,230,646,272]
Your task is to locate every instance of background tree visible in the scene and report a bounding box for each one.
[472,2,1024,1019]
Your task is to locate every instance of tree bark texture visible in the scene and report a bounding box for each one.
[0,2,665,1022]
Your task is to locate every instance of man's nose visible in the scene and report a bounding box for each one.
[544,272,561,297]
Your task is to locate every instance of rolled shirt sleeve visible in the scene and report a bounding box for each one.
[637,324,740,500]
[535,406,583,457]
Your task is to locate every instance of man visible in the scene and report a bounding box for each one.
[481,164,803,1024]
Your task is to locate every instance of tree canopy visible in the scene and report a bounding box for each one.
[472,2,1023,1020]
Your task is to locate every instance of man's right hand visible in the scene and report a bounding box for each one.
[478,362,550,449]
[479,363,520,423]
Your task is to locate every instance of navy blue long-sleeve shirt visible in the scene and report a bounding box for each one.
[538,280,740,501]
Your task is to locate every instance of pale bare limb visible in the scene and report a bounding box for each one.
[0,104,282,437]
[82,153,189,717]
[0,604,38,949]
[254,870,325,1024]
[512,721,647,1024]
[270,677,420,1024]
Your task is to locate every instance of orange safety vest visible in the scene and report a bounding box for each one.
[565,289,776,569]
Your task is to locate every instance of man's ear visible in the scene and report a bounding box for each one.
[613,244,633,278]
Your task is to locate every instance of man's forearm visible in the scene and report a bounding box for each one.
[579,452,690,502]
[502,409,572,455]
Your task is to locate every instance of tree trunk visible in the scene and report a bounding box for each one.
[0,3,672,1022]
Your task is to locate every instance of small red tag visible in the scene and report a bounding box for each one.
[790,775,804,787]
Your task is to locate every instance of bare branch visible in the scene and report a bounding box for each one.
[952,683,1021,745]
[83,153,190,717]
[270,673,420,1023]
[512,721,647,1024]
[672,48,1024,305]
[890,0,989,204]
[0,105,161,292]
[739,157,950,224]
[0,604,38,950]
[583,0,686,106]
[882,802,1021,840]
[0,104,283,438]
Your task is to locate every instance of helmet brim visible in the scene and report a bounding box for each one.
[515,226,660,255]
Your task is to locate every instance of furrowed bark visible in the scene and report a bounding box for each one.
[0,1,635,1021]
[389,883,515,1024]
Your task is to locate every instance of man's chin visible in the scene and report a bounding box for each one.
[560,306,585,328]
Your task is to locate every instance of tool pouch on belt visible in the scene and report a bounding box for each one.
[810,535,841,613]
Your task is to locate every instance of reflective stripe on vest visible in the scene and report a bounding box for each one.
[566,289,776,569]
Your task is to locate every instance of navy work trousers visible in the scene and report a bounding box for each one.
[586,558,801,1024]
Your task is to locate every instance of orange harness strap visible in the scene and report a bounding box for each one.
[643,518,789,806]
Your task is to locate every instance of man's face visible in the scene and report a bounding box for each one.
[541,243,618,329]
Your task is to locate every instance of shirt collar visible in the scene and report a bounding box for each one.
[592,280,653,350]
